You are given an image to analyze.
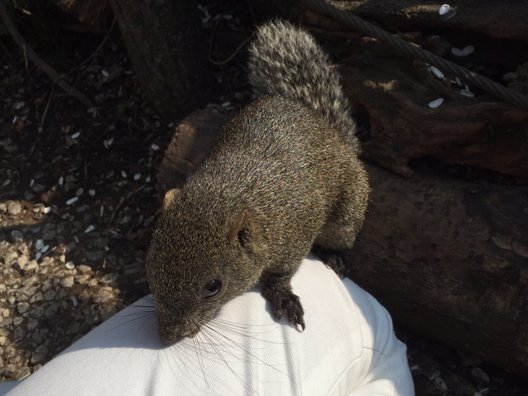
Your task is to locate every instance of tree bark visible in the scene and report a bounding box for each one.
[156,108,528,378]
[348,164,528,378]
[108,0,213,119]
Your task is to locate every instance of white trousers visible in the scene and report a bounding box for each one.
[3,258,414,395]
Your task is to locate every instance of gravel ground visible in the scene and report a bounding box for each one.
[0,2,527,395]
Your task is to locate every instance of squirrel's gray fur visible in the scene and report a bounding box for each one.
[248,20,360,153]
[146,20,369,345]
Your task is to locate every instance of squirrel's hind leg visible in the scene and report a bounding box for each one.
[313,159,369,277]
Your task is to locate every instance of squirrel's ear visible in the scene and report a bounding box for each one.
[162,188,181,210]
[227,209,255,247]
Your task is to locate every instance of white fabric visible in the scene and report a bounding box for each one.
[4,258,414,395]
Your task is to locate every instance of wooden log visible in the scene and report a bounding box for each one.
[156,108,528,378]
[257,0,528,42]
[349,164,528,378]
[248,0,528,178]
[108,0,213,119]
[336,45,528,178]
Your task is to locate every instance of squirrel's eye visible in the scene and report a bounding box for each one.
[203,279,222,298]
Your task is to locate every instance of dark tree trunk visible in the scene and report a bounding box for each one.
[108,0,213,119]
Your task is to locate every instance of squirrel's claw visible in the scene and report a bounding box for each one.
[263,285,305,331]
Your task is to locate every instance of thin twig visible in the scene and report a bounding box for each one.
[208,33,254,66]
[0,36,11,57]
[0,1,94,107]
[22,42,28,71]
[107,185,147,227]
[29,85,55,155]
[72,18,117,85]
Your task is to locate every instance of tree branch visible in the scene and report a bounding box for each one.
[0,1,94,108]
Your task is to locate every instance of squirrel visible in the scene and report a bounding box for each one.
[146,20,369,345]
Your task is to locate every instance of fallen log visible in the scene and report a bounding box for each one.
[249,0,528,178]
[350,164,528,378]
[156,108,528,378]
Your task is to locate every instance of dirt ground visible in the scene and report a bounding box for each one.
[0,2,527,395]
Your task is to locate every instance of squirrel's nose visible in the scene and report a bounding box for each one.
[158,327,180,346]
[158,322,200,345]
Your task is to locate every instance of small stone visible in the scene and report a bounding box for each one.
[94,289,115,303]
[86,250,103,261]
[35,239,44,250]
[61,276,75,288]
[17,255,28,270]
[17,302,29,314]
[66,196,79,205]
[13,316,24,326]
[78,264,92,274]
[67,322,80,334]
[30,292,43,303]
[11,230,24,241]
[75,274,90,285]
[44,290,56,301]
[150,143,160,151]
[42,229,56,241]
[460,88,475,98]
[32,183,46,193]
[88,189,96,196]
[13,101,25,110]
[428,98,444,109]
[429,65,445,80]
[7,201,22,215]
[31,306,45,319]
[84,225,96,234]
[26,260,39,272]
[65,261,75,270]
[0,202,6,212]
[31,345,49,363]
[470,367,490,385]
[27,318,39,330]
[103,137,114,148]
[44,303,58,318]
[439,4,450,15]
[102,273,119,283]
[445,372,476,396]
[451,45,475,57]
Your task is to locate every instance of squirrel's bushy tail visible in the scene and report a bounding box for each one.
[248,20,359,152]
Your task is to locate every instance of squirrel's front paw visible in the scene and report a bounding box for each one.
[262,286,305,331]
